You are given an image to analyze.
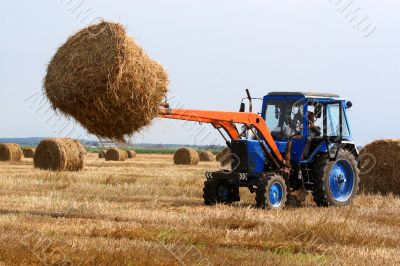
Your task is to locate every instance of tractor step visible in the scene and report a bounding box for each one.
[205,171,261,187]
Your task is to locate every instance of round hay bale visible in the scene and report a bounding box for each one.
[359,139,400,195]
[22,148,35,158]
[0,143,23,162]
[34,138,86,171]
[216,147,230,161]
[199,151,215,162]
[98,150,106,158]
[174,148,199,165]
[105,148,127,161]
[126,150,137,159]
[216,147,232,166]
[44,21,169,141]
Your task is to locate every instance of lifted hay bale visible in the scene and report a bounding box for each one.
[34,138,86,171]
[44,21,169,141]
[22,148,35,158]
[98,150,106,158]
[199,151,215,162]
[174,148,199,165]
[126,150,136,159]
[0,143,23,162]
[105,148,127,161]
[359,139,400,195]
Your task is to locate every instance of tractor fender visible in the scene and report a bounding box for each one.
[329,141,359,161]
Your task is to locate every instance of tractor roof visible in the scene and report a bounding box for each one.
[267,91,340,98]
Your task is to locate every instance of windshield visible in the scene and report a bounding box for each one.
[264,99,304,140]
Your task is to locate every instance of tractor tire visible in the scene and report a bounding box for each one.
[312,149,359,207]
[203,178,240,206]
[255,174,287,209]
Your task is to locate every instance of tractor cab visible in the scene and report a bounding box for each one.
[261,92,356,164]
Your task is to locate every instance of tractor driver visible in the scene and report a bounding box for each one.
[308,112,321,137]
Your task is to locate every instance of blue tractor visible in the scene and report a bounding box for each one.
[161,91,360,209]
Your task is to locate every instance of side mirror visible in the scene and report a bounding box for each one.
[346,101,353,109]
[239,103,245,112]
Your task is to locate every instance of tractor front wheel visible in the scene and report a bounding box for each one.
[255,175,287,209]
[203,179,240,205]
[312,149,359,207]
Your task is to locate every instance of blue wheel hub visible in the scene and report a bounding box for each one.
[269,182,283,207]
[329,160,355,202]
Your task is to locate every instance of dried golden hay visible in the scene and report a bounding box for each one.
[216,147,232,166]
[126,150,136,159]
[105,148,127,161]
[44,21,169,142]
[22,148,35,158]
[359,139,400,195]
[174,148,199,165]
[98,150,106,158]
[34,138,86,171]
[0,143,23,162]
[199,151,215,162]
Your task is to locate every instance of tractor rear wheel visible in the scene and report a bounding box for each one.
[312,149,359,207]
[203,178,240,205]
[255,174,287,209]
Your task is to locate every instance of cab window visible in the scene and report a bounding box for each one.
[265,99,304,140]
[341,108,351,137]
[326,103,340,136]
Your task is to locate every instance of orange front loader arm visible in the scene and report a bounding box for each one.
[160,108,284,166]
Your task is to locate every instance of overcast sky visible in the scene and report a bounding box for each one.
[0,0,399,145]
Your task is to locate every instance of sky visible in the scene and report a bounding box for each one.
[0,0,399,146]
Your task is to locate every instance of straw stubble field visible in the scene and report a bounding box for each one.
[0,153,399,265]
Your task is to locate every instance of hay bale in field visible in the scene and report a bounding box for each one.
[0,143,23,162]
[126,150,136,159]
[216,147,232,166]
[199,151,215,162]
[44,21,169,141]
[22,148,35,158]
[174,148,199,165]
[105,148,127,161]
[98,150,106,158]
[359,139,400,195]
[34,138,86,171]
[216,147,230,161]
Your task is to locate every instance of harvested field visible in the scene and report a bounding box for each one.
[0,153,399,265]
[44,21,169,141]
